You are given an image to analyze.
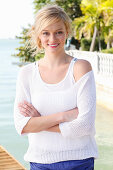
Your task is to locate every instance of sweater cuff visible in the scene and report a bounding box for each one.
[15,117,31,136]
[59,122,72,138]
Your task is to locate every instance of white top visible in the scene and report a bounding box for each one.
[14,57,98,163]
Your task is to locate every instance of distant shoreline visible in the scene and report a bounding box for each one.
[0,38,18,40]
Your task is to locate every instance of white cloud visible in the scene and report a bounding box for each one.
[0,0,34,38]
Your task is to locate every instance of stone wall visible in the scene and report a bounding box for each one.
[96,83,113,112]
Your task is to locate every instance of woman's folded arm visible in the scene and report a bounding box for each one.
[59,61,96,138]
[14,67,64,135]
[14,66,78,135]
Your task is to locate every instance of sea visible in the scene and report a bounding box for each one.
[0,39,29,169]
[0,39,113,170]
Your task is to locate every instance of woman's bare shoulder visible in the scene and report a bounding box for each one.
[73,59,92,82]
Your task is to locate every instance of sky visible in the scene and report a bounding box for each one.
[0,0,34,39]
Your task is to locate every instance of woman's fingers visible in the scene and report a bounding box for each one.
[18,105,30,117]
[19,110,30,117]
[23,101,36,112]
[18,101,41,117]
[18,104,31,116]
[23,101,41,117]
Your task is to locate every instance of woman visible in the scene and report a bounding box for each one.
[14,5,98,170]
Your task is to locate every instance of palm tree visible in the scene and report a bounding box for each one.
[102,1,113,48]
[73,0,113,51]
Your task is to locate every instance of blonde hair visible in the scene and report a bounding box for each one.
[28,4,72,55]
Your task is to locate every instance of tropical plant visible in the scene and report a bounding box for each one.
[73,0,113,51]
[102,1,113,49]
[33,0,82,20]
[55,0,82,20]
[33,0,51,12]
[101,47,113,54]
[13,26,43,62]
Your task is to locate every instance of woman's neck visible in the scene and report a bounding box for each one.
[43,50,68,69]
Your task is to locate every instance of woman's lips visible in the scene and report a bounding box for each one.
[48,44,59,48]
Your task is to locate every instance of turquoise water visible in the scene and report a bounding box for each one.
[0,39,113,170]
[0,39,29,169]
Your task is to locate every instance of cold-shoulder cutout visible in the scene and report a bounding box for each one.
[73,70,93,87]
[73,59,92,82]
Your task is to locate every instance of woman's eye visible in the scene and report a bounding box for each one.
[56,31,63,35]
[43,32,49,35]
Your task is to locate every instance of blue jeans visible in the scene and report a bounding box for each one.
[30,157,94,170]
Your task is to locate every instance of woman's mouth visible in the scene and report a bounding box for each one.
[48,44,59,48]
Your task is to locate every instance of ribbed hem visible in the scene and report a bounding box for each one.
[24,144,98,164]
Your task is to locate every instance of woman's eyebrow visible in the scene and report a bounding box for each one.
[42,30,48,31]
[42,28,63,31]
[56,28,63,31]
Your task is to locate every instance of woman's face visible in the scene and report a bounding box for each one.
[39,20,68,53]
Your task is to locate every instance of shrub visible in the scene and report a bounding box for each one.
[81,38,106,51]
[12,27,44,62]
[101,48,113,54]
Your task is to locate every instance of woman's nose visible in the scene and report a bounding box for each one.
[49,34,56,42]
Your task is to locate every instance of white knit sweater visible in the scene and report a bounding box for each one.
[14,57,98,163]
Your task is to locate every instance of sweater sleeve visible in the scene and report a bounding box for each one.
[59,71,96,138]
[14,66,31,136]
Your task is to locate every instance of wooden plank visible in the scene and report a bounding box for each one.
[0,145,26,170]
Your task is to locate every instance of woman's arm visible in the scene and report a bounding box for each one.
[46,125,60,132]
[59,60,96,138]
[14,65,79,135]
[18,102,79,134]
[45,107,79,133]
[21,113,63,134]
[14,66,32,136]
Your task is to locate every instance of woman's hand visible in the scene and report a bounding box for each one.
[18,101,41,117]
[63,107,79,122]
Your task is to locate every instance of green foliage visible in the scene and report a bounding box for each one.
[73,0,113,50]
[55,0,82,20]
[81,38,91,51]
[13,26,44,62]
[81,38,106,51]
[33,0,82,20]
[33,0,51,13]
[101,48,113,54]
[70,37,80,49]
[35,52,44,60]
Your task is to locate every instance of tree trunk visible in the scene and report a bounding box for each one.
[111,42,113,48]
[90,26,97,52]
[107,40,110,49]
[97,31,101,51]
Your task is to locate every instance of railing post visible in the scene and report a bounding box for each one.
[96,53,100,74]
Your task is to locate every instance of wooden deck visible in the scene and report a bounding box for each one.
[0,145,26,170]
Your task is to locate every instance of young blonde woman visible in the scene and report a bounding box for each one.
[14,5,98,170]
